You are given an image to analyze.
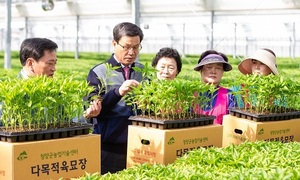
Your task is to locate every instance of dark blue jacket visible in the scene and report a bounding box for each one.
[85,54,144,145]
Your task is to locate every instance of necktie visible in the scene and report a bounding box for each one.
[124,67,130,80]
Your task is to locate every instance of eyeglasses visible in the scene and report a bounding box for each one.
[117,42,142,52]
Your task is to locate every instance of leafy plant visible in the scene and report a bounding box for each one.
[0,75,94,131]
[90,63,119,101]
[231,74,300,114]
[124,72,216,120]
[74,141,300,179]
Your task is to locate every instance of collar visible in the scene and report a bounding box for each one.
[113,54,133,68]
[20,69,30,79]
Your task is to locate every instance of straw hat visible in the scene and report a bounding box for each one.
[238,49,279,75]
[194,54,232,72]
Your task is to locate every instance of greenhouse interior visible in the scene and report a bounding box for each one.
[1,0,300,60]
[1,1,300,179]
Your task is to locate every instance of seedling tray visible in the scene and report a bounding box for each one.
[229,108,300,122]
[129,115,215,129]
[0,123,93,143]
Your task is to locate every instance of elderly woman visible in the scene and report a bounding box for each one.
[234,48,279,108]
[193,50,236,125]
[238,48,279,76]
[152,47,182,80]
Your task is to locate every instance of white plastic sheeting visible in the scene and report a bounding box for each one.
[0,0,300,59]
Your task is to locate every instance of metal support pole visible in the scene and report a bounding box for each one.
[98,25,101,53]
[132,0,140,27]
[132,0,140,60]
[182,23,186,58]
[25,16,28,39]
[4,0,12,69]
[234,23,237,58]
[61,25,65,52]
[75,15,79,59]
[210,11,215,50]
[292,22,295,60]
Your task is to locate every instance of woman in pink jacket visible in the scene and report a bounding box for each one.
[193,50,236,125]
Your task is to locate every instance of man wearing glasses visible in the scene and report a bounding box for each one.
[85,22,144,174]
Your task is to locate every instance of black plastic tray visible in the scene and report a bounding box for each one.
[229,108,300,122]
[0,123,93,142]
[129,115,215,129]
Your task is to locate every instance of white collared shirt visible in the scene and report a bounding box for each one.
[113,54,131,68]
[20,69,30,79]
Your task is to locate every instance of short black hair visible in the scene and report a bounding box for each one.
[113,22,144,43]
[19,38,58,66]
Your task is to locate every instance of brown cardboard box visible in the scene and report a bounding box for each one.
[127,124,222,168]
[222,115,300,147]
[0,134,101,180]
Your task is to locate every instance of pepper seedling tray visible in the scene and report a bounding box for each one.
[0,123,93,143]
[229,108,300,122]
[128,115,215,129]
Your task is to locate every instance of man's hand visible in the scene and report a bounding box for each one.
[83,99,102,119]
[119,80,139,96]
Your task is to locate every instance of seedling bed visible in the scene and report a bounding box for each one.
[129,115,215,129]
[229,108,300,122]
[0,123,93,142]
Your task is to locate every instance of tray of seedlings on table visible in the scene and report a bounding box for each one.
[0,76,95,142]
[125,70,217,129]
[230,75,300,122]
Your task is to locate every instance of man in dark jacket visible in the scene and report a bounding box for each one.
[85,22,144,174]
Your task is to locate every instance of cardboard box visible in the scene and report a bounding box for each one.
[0,134,101,180]
[222,115,300,147]
[127,124,222,167]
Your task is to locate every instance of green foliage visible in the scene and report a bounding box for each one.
[0,75,93,129]
[124,63,216,120]
[74,141,300,180]
[0,52,300,179]
[2,51,299,119]
[132,61,157,80]
[230,74,300,112]
[0,51,300,84]
[128,78,217,120]
[92,63,119,100]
